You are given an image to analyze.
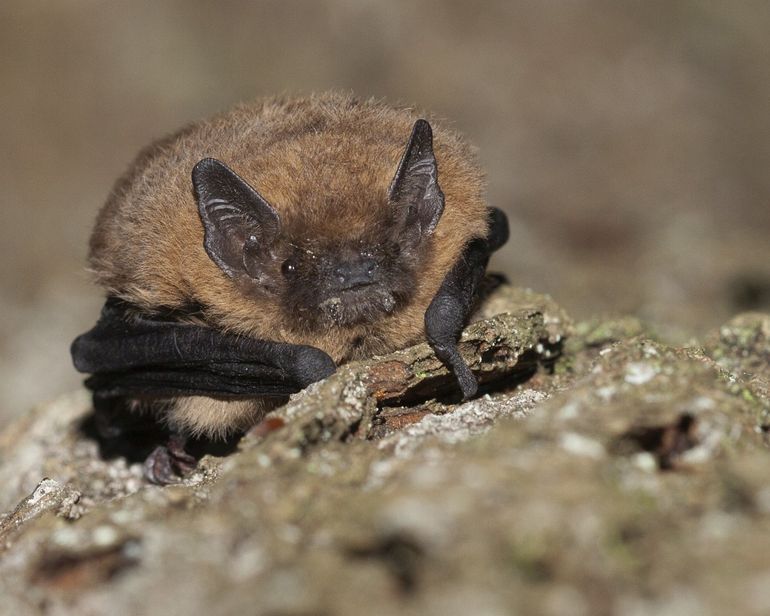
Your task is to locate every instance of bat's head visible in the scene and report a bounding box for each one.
[193,120,444,331]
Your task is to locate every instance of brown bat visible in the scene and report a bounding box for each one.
[72,92,508,483]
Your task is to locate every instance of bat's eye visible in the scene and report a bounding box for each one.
[281,259,298,278]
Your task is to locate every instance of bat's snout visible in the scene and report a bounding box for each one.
[332,257,378,291]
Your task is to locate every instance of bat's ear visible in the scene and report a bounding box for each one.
[388,119,445,238]
[193,158,281,281]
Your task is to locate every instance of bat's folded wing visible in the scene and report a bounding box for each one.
[71,299,336,399]
[424,206,509,399]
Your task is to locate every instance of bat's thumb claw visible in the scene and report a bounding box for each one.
[455,362,478,400]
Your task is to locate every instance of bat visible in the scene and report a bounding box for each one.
[71,93,509,483]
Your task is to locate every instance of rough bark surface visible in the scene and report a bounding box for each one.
[2,285,770,616]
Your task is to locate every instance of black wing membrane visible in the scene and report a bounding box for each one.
[71,299,336,399]
[424,207,510,399]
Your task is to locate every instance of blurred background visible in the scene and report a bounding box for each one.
[1,0,769,427]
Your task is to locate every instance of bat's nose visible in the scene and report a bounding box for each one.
[333,257,378,290]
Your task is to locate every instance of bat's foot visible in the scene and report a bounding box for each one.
[143,435,197,485]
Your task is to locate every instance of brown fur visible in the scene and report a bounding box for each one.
[89,92,488,436]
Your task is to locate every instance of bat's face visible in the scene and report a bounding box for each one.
[193,120,444,332]
[276,233,417,329]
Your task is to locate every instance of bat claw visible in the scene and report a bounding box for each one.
[429,340,479,400]
[457,366,479,400]
[143,437,197,485]
[449,351,478,400]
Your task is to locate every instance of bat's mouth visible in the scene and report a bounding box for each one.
[317,284,396,326]
[340,280,376,291]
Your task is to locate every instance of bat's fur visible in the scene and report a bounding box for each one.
[89,92,488,437]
